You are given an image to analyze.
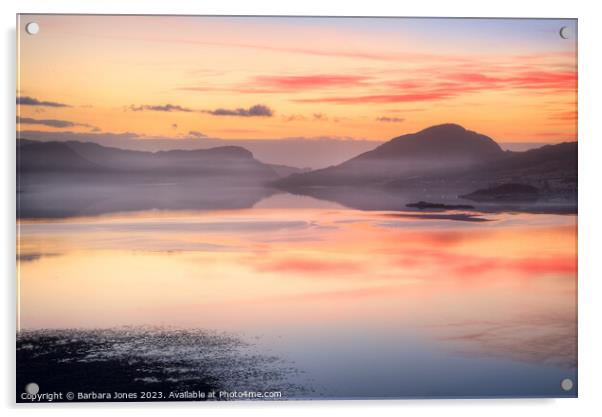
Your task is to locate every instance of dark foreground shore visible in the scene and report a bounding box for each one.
[17,327,301,402]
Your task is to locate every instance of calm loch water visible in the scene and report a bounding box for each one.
[17,194,577,399]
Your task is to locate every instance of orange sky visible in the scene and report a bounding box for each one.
[17,15,577,143]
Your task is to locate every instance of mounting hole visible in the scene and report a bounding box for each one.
[25,382,39,395]
[25,22,40,35]
[561,378,574,391]
[559,26,571,40]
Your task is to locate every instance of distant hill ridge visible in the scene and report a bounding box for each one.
[18,124,577,194]
[276,124,576,188]
[17,139,295,179]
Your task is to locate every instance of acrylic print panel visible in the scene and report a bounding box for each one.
[16,15,577,402]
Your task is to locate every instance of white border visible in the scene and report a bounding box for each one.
[3,1,601,416]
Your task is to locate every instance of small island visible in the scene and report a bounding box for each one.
[406,201,475,210]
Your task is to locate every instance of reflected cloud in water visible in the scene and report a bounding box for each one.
[17,205,577,398]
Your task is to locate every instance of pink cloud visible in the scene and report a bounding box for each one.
[177,74,371,94]
[252,74,371,91]
[548,110,578,121]
[295,92,454,104]
[294,68,577,104]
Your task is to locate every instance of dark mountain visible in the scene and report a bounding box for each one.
[17,139,286,218]
[18,139,279,180]
[277,124,504,187]
[365,123,502,160]
[18,141,104,173]
[276,124,576,190]
[274,124,576,213]
[16,126,577,216]
[482,142,577,180]
[384,141,577,188]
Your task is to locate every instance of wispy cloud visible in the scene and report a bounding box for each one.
[177,74,372,95]
[282,114,307,122]
[16,116,96,129]
[443,70,576,91]
[385,108,426,113]
[188,130,208,138]
[376,116,405,123]
[295,68,577,105]
[202,104,273,117]
[128,104,193,112]
[17,96,70,107]
[548,110,577,121]
[251,74,370,91]
[296,92,451,105]
[93,33,469,63]
[126,103,274,118]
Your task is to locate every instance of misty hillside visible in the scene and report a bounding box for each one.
[17,139,286,181]
[272,123,576,212]
[16,126,577,216]
[17,139,286,218]
[276,124,576,189]
[276,124,505,187]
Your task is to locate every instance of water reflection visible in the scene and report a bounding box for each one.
[17,205,577,398]
[437,313,577,368]
[17,181,276,219]
[18,182,576,219]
